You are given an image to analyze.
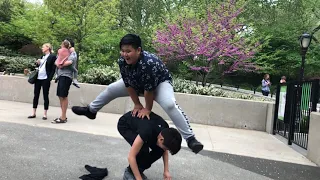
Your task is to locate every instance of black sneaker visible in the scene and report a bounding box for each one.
[187,136,204,154]
[72,106,96,120]
[123,167,135,180]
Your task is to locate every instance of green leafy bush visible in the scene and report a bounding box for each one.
[173,78,273,101]
[0,46,15,56]
[78,63,120,85]
[0,56,36,73]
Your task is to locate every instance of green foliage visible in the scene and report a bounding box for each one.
[0,0,24,23]
[82,29,126,66]
[0,55,36,73]
[0,46,15,56]
[242,0,320,79]
[0,0,319,89]
[172,78,273,101]
[78,63,120,85]
[0,0,33,50]
[44,0,120,52]
[9,3,57,46]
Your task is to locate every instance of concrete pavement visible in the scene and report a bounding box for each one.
[0,100,319,180]
[1,122,274,180]
[0,100,314,166]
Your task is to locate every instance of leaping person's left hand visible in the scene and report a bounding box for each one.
[137,108,151,120]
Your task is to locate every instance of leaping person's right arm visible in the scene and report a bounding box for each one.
[127,87,143,116]
[119,57,143,116]
[128,135,144,180]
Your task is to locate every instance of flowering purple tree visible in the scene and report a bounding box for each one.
[154,0,259,86]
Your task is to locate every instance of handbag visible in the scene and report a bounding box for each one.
[28,69,38,84]
[28,57,47,84]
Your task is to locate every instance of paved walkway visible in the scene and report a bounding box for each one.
[0,100,319,180]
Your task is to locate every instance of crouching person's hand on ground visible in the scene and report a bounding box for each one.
[163,171,172,180]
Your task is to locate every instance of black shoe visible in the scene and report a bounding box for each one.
[141,173,148,180]
[71,106,96,120]
[123,167,135,180]
[123,167,148,180]
[27,115,36,119]
[187,136,204,154]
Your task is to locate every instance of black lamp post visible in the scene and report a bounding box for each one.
[288,33,313,145]
[299,33,312,82]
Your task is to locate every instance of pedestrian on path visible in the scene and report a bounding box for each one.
[28,43,56,120]
[72,34,203,154]
[262,74,271,96]
[118,111,181,180]
[55,39,80,88]
[52,39,78,124]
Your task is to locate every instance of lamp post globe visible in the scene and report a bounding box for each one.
[300,33,312,50]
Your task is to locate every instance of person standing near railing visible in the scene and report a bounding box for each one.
[262,74,271,96]
[280,76,286,84]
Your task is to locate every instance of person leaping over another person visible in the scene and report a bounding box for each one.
[72,34,203,154]
[118,111,181,180]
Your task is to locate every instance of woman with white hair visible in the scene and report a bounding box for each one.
[28,43,57,120]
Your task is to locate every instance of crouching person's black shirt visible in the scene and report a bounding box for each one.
[118,112,169,150]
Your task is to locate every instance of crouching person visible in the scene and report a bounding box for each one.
[118,111,182,180]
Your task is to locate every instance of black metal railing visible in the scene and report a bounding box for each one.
[273,79,319,149]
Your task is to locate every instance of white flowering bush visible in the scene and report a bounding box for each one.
[172,78,273,101]
[0,56,36,73]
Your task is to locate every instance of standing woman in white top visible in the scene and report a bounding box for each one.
[28,43,57,120]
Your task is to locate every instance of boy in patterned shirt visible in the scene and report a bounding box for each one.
[72,34,203,154]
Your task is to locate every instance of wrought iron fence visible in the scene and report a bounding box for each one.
[273,79,319,149]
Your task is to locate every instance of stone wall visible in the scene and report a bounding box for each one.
[307,112,320,166]
[0,75,274,132]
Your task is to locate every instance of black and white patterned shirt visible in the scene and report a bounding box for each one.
[118,51,172,94]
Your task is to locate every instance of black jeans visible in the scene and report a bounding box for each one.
[117,117,164,172]
[262,90,269,96]
[33,79,51,110]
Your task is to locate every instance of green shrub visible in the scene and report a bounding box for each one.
[78,63,120,85]
[172,78,273,101]
[0,56,36,73]
[0,46,15,56]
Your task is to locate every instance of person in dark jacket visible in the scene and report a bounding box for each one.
[28,43,56,120]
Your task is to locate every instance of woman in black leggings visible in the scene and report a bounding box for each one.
[28,43,56,120]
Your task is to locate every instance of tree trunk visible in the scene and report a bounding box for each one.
[202,72,209,87]
[76,38,82,70]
